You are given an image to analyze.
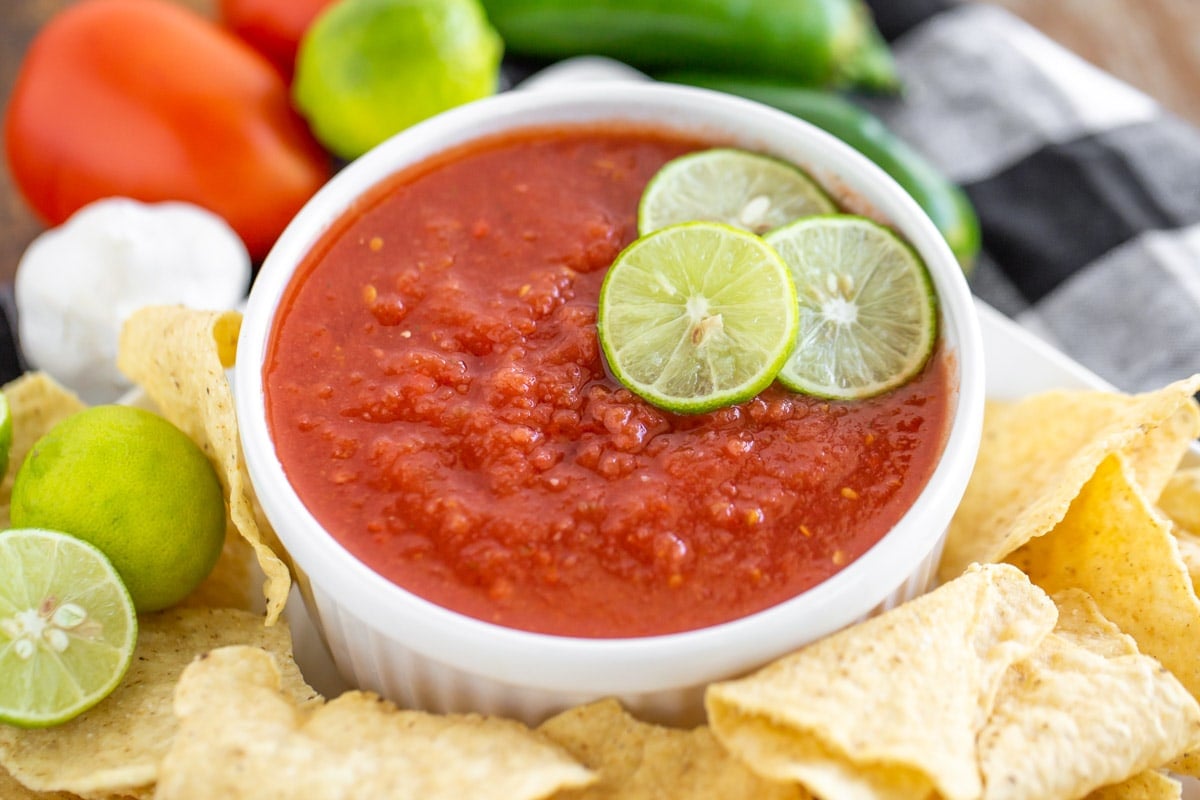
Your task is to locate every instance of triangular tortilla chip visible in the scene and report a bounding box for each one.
[0,372,87,524]
[978,589,1200,799]
[1085,771,1181,800]
[0,764,81,799]
[539,698,805,799]
[1009,454,1200,705]
[154,646,593,800]
[176,531,259,613]
[941,377,1200,580]
[118,306,290,624]
[706,563,1056,800]
[1173,527,1200,595]
[0,608,313,799]
[1160,467,1200,536]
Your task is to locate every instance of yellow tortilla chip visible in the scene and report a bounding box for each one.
[1009,454,1200,704]
[154,646,593,800]
[1085,771,1182,800]
[1160,467,1200,536]
[176,530,259,613]
[0,608,314,799]
[978,589,1200,799]
[0,372,86,522]
[706,563,1056,800]
[538,698,804,799]
[940,377,1200,580]
[1125,401,1200,502]
[0,764,81,800]
[117,306,290,624]
[1174,527,1200,597]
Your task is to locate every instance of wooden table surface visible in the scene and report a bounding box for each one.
[2,0,1198,286]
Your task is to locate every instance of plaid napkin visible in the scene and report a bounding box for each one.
[865,0,1200,393]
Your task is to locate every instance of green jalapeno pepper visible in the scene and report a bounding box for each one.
[481,0,899,92]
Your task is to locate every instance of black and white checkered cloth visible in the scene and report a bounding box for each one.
[865,0,1200,393]
[1,1,1196,396]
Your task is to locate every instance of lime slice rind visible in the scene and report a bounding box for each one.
[638,148,836,237]
[767,215,938,401]
[599,221,798,415]
[0,529,137,728]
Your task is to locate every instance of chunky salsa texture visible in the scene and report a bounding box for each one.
[265,124,952,637]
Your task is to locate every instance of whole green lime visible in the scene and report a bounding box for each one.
[10,405,226,613]
[294,0,503,160]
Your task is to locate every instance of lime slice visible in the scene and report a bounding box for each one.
[766,215,937,400]
[598,221,798,414]
[0,529,137,728]
[638,148,835,236]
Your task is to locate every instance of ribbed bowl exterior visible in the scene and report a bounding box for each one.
[299,534,944,726]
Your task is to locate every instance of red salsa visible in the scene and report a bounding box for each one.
[265,124,953,637]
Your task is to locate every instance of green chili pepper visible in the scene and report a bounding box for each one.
[481,0,899,92]
[662,73,981,272]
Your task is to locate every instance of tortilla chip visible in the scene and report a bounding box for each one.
[0,372,87,521]
[1170,750,1200,780]
[538,698,804,799]
[1175,529,1200,598]
[176,528,259,613]
[117,306,290,624]
[978,589,1200,799]
[940,377,1200,580]
[1160,467,1200,536]
[1009,454,1200,704]
[154,646,593,800]
[0,608,314,799]
[706,563,1056,800]
[1161,465,1200,595]
[1085,771,1181,800]
[0,764,82,799]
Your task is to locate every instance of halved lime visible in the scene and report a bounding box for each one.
[0,529,137,728]
[598,221,798,414]
[766,215,937,400]
[638,148,836,236]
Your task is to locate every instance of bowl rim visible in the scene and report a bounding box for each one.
[236,82,986,694]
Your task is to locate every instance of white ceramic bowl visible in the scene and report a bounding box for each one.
[237,82,985,726]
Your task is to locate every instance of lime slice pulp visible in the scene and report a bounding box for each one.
[0,529,137,728]
[766,215,938,400]
[598,221,798,414]
[638,148,835,236]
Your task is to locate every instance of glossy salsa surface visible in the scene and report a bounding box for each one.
[265,124,953,637]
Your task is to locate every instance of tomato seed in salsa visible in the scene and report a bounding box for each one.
[265,124,952,638]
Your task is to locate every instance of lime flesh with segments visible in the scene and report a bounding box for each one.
[598,221,798,414]
[638,148,835,236]
[766,215,937,400]
[0,528,137,728]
